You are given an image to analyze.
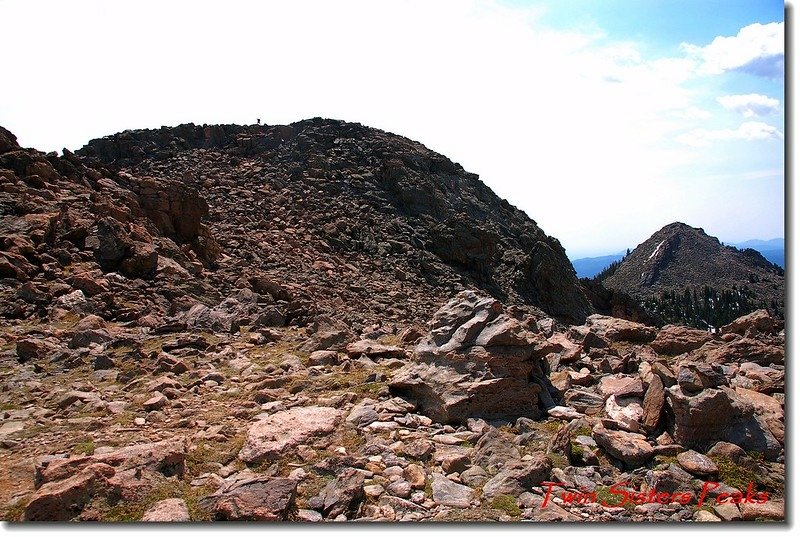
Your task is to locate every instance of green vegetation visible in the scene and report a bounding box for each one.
[539,420,561,434]
[490,494,521,517]
[71,439,96,456]
[710,455,760,492]
[424,478,433,499]
[186,436,244,477]
[103,480,214,521]
[595,486,635,511]
[3,496,29,522]
[641,285,783,328]
[547,452,568,469]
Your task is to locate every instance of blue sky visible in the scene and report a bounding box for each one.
[0,0,786,257]
[530,0,783,50]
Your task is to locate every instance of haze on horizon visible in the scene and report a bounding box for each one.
[0,0,785,258]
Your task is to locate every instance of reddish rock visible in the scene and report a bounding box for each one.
[199,477,297,521]
[734,387,784,443]
[345,339,406,360]
[740,499,784,521]
[24,463,117,521]
[721,309,777,336]
[141,498,191,522]
[584,314,657,343]
[706,441,746,462]
[592,426,654,466]
[35,438,188,487]
[702,339,784,366]
[239,406,342,463]
[666,386,781,459]
[650,325,712,355]
[16,338,58,363]
[389,291,550,424]
[143,392,168,411]
[598,374,644,399]
[307,468,365,519]
[641,373,665,433]
[676,450,718,476]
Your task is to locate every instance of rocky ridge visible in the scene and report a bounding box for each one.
[75,119,592,326]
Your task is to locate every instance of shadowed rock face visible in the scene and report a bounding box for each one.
[76,118,591,325]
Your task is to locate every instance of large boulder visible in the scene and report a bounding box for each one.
[592,425,654,467]
[650,325,713,355]
[25,438,188,521]
[34,438,188,487]
[721,309,778,336]
[481,454,552,498]
[430,473,477,508]
[94,217,158,279]
[307,468,365,519]
[583,314,657,343]
[198,476,297,521]
[701,339,784,366]
[239,406,342,463]
[665,386,781,459]
[24,464,117,521]
[641,374,665,433]
[389,291,555,424]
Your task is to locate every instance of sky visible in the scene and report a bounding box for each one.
[0,0,786,258]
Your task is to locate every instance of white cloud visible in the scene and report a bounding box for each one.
[681,22,784,78]
[676,121,783,147]
[0,0,785,256]
[717,93,781,117]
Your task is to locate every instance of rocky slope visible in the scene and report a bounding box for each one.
[75,119,591,326]
[0,288,784,522]
[603,222,784,319]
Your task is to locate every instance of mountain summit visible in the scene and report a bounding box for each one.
[73,118,591,325]
[602,222,784,322]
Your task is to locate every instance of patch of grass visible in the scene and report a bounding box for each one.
[337,427,366,453]
[424,478,433,499]
[659,455,678,465]
[711,455,761,492]
[595,486,635,511]
[0,402,20,411]
[547,452,568,469]
[72,439,96,456]
[103,479,214,522]
[569,442,584,461]
[573,425,593,438]
[112,411,136,427]
[3,496,30,522]
[539,421,562,434]
[351,382,384,396]
[498,424,515,435]
[490,494,521,517]
[185,436,245,478]
[297,472,335,507]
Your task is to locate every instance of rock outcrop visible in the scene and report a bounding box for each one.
[389,291,558,424]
